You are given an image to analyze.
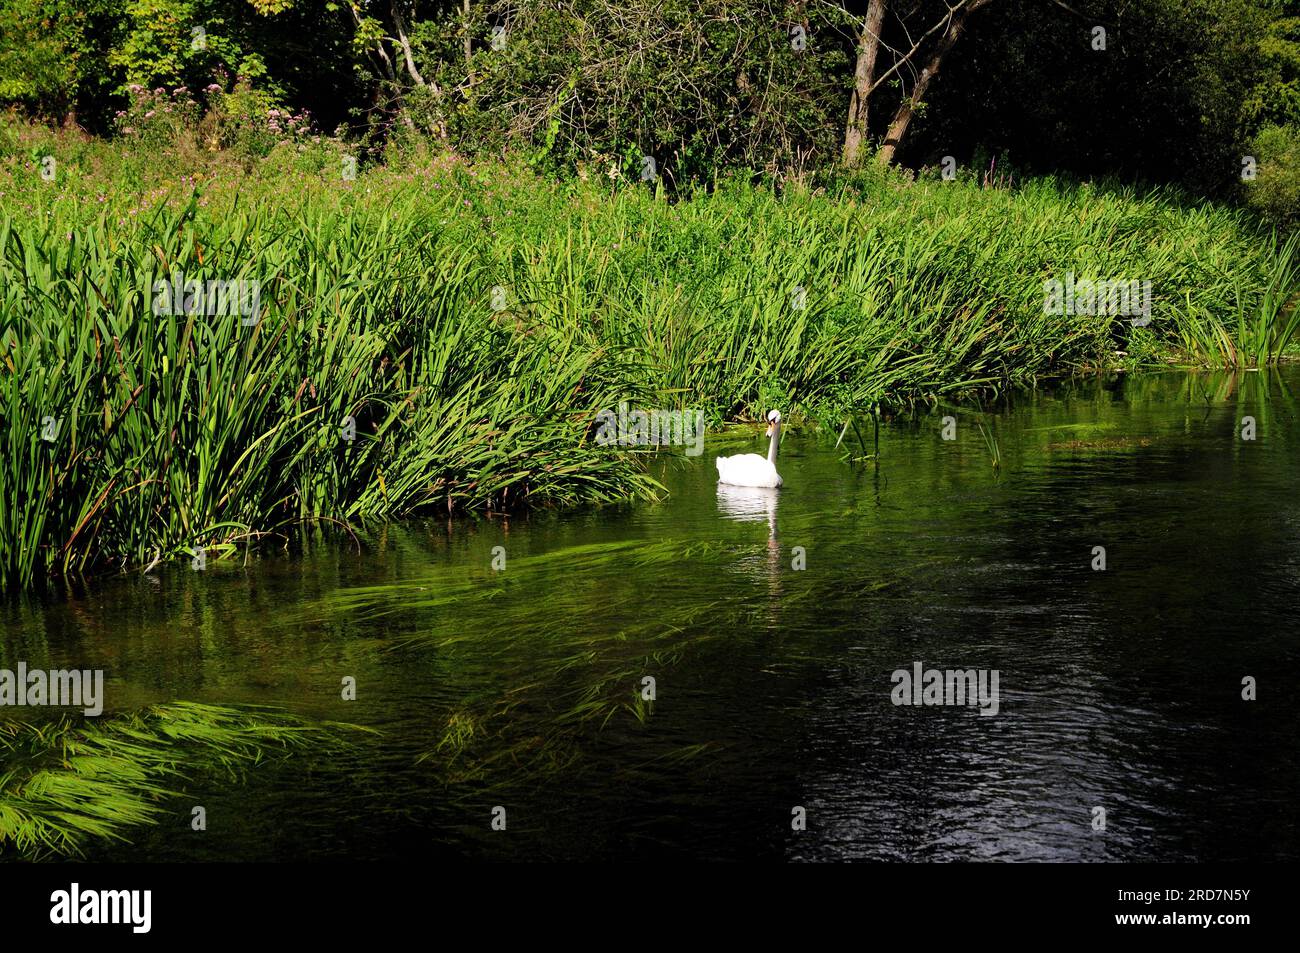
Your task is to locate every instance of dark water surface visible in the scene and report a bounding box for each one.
[4,369,1299,861]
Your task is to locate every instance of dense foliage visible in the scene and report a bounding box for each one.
[3,1,1300,214]
[1,120,1295,587]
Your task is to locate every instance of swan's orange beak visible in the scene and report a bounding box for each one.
[765,422,774,437]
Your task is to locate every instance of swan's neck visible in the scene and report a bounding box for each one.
[767,422,781,465]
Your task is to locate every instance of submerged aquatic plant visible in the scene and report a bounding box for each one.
[296,531,829,796]
[0,701,365,858]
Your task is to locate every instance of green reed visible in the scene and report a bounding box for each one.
[0,134,1293,588]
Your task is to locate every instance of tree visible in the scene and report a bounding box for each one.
[842,0,886,166]
[877,0,997,165]
[456,1,846,180]
[0,0,123,123]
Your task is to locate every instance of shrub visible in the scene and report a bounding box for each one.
[1243,124,1300,231]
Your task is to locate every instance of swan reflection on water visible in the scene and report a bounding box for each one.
[715,483,779,536]
[715,483,785,608]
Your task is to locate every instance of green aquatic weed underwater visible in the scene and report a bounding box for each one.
[0,702,367,858]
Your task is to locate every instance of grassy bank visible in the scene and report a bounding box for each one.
[1,119,1297,589]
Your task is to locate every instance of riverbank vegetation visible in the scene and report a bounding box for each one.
[2,112,1299,589]
[4,0,1300,589]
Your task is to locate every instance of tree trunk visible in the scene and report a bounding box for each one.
[463,0,473,75]
[842,0,886,167]
[390,1,448,139]
[876,0,993,166]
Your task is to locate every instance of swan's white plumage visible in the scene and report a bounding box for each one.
[715,453,781,488]
[716,409,783,488]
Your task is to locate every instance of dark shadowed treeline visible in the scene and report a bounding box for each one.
[4,1,1300,219]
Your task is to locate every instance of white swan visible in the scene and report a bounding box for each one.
[716,409,783,488]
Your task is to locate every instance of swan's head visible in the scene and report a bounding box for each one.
[765,408,781,436]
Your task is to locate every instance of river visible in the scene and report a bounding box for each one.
[3,368,1298,861]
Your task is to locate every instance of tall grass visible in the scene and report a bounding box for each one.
[0,126,1295,588]
[0,190,663,588]
[1174,231,1300,366]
